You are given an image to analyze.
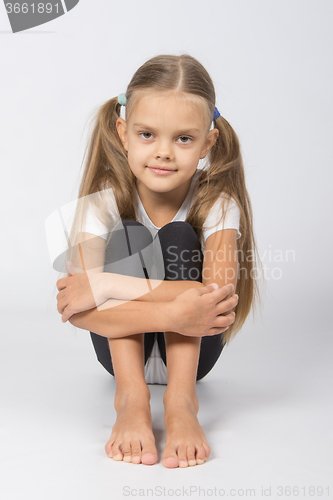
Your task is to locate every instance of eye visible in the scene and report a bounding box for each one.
[177,136,192,144]
[140,132,153,140]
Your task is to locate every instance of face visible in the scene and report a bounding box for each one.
[116,92,219,201]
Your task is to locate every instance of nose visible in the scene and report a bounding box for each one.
[154,139,173,161]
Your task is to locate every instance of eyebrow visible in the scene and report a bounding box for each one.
[133,123,201,134]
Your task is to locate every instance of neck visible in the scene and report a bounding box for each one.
[136,176,194,224]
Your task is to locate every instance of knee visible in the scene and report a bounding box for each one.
[157,221,202,261]
[104,220,153,270]
[158,221,199,242]
[157,222,203,282]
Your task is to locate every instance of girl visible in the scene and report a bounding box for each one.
[56,54,260,468]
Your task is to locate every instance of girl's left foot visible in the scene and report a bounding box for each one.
[162,391,211,468]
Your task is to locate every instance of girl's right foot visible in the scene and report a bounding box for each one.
[105,384,158,465]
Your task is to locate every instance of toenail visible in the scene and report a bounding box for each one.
[197,459,204,465]
[188,460,196,466]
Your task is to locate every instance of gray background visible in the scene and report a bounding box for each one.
[0,1,332,499]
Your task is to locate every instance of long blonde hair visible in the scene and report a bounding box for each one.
[67,54,263,344]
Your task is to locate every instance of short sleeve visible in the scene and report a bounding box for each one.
[202,196,242,249]
[81,188,120,240]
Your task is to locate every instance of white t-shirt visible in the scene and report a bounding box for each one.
[134,169,241,251]
[82,169,241,385]
[82,169,241,249]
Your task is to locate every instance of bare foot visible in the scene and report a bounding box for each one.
[105,386,158,465]
[162,391,211,468]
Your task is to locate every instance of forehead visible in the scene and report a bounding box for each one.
[128,91,210,130]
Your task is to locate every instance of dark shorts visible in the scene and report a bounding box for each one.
[90,220,226,382]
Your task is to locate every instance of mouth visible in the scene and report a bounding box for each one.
[146,166,177,175]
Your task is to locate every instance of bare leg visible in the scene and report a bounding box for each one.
[162,332,211,468]
[104,334,158,465]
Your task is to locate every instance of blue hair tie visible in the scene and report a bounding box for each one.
[213,107,220,121]
[118,93,127,106]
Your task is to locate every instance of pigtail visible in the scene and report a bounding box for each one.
[63,98,137,275]
[78,97,136,220]
[187,115,263,344]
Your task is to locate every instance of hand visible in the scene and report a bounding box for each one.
[56,261,108,323]
[169,283,238,337]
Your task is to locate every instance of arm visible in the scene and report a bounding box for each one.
[68,283,238,339]
[56,228,204,320]
[56,230,239,320]
[202,228,239,308]
[134,228,239,302]
[57,230,239,334]
[119,229,238,302]
[103,273,203,302]
[57,259,204,322]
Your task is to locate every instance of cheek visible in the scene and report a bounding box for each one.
[127,143,147,169]
[177,147,202,167]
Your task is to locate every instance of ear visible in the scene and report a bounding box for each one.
[200,128,219,159]
[116,117,128,151]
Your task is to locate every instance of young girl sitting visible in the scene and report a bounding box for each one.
[56,54,260,468]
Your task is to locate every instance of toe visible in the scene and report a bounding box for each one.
[163,456,179,468]
[141,441,158,465]
[131,439,142,464]
[187,445,196,467]
[121,443,132,463]
[111,442,123,461]
[195,444,206,465]
[142,452,158,465]
[141,437,157,465]
[162,444,179,468]
[105,435,116,458]
[203,442,211,461]
[178,444,188,468]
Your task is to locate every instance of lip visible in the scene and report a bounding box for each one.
[146,166,176,176]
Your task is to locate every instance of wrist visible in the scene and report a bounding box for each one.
[162,300,179,333]
[155,300,177,332]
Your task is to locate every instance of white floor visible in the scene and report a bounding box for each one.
[1,306,332,500]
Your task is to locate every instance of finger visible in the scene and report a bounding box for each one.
[214,311,236,329]
[57,297,67,315]
[62,306,73,323]
[65,261,83,275]
[205,325,230,336]
[196,283,220,295]
[202,283,234,301]
[216,294,239,315]
[56,290,65,301]
[56,278,67,291]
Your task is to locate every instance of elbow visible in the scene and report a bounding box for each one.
[202,266,238,292]
[68,315,80,328]
[68,311,86,329]
[68,315,76,327]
